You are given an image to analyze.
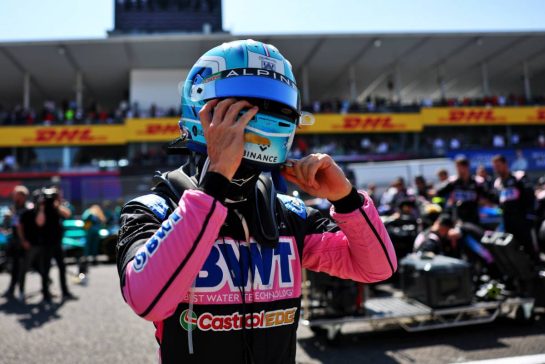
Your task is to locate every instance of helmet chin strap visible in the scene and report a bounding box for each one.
[198,157,211,186]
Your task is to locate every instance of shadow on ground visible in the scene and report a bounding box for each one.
[298,315,545,363]
[0,291,65,331]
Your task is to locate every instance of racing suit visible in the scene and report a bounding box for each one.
[117,171,396,364]
[536,189,545,251]
[437,176,488,225]
[493,172,537,257]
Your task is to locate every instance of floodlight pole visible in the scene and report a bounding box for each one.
[437,65,447,100]
[76,71,84,109]
[439,78,447,100]
[349,65,357,101]
[394,64,402,103]
[23,72,31,109]
[302,66,310,106]
[522,62,531,101]
[481,62,490,96]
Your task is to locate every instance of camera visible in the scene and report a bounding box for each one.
[33,187,59,208]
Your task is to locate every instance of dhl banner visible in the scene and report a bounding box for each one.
[422,107,545,126]
[0,125,127,147]
[0,120,180,147]
[2,107,544,147]
[297,113,423,134]
[126,118,180,142]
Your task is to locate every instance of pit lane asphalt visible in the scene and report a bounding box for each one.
[0,264,543,364]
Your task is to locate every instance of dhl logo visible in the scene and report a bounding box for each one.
[22,128,106,144]
[336,116,404,130]
[138,124,180,135]
[528,109,545,122]
[438,110,506,124]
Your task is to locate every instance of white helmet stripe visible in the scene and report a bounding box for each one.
[195,55,227,73]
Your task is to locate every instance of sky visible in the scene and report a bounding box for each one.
[0,0,545,42]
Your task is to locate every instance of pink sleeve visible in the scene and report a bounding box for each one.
[122,189,227,321]
[302,192,397,283]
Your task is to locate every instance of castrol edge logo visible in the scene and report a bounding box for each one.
[179,307,297,332]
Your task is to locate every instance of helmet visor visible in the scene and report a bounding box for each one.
[190,68,300,115]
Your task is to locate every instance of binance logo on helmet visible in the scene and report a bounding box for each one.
[180,39,313,170]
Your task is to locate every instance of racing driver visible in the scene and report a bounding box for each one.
[116,39,397,364]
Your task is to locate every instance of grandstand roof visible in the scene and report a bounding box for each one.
[1,31,545,108]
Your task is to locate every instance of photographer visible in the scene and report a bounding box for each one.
[41,187,76,300]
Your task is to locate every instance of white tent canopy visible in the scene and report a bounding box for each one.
[1,31,545,109]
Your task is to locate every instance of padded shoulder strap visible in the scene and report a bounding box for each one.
[251,174,279,247]
[151,169,198,205]
[277,194,307,220]
[129,194,171,221]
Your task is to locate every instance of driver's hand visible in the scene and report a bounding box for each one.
[199,98,258,181]
[281,154,352,201]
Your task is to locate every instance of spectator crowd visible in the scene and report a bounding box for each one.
[0,100,179,126]
[303,93,545,114]
[288,130,545,161]
[2,92,545,126]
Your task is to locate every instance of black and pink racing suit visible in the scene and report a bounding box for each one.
[116,171,396,363]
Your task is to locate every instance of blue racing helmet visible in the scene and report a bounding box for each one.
[180,39,309,170]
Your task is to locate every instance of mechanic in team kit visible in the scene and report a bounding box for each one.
[492,154,539,259]
[437,156,490,225]
[116,40,396,364]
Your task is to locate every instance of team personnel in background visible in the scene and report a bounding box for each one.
[379,177,413,214]
[82,204,107,266]
[414,214,460,257]
[433,168,450,202]
[19,189,49,302]
[436,168,449,185]
[476,165,494,191]
[116,39,396,364]
[413,175,432,201]
[536,176,545,252]
[2,186,32,299]
[41,187,76,301]
[437,157,488,225]
[492,155,539,259]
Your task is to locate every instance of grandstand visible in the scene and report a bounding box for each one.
[0,29,545,207]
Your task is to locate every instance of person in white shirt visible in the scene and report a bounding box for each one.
[493,134,505,148]
[510,149,528,171]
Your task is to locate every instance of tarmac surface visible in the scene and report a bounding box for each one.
[0,263,544,364]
